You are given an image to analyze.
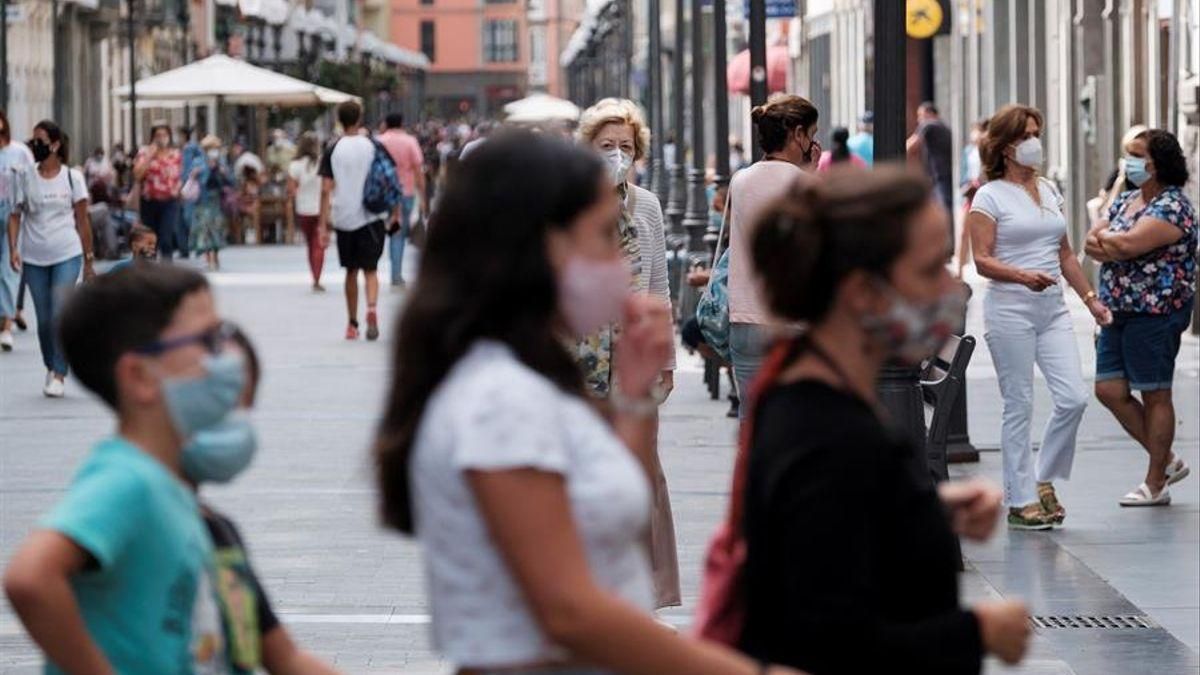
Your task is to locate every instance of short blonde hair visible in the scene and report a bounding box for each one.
[200,134,223,150]
[576,98,651,161]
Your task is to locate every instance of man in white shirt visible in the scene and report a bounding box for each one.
[318,101,394,341]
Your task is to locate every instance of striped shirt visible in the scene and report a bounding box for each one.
[626,184,676,371]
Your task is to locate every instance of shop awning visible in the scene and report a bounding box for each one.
[114,54,359,106]
[726,44,790,95]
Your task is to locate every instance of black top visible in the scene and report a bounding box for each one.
[203,507,280,674]
[919,119,955,208]
[739,381,982,675]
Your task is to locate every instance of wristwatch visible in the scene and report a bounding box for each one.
[84,252,95,263]
[1084,290,1098,302]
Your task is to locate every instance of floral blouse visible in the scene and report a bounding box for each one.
[574,187,644,398]
[138,148,183,201]
[1100,187,1197,315]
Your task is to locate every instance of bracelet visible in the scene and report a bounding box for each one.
[610,386,664,417]
[1084,290,1098,302]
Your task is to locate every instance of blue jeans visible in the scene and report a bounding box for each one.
[388,195,416,285]
[141,198,180,259]
[0,224,19,319]
[23,255,82,375]
[178,201,195,258]
[729,322,772,420]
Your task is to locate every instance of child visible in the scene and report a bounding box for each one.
[185,328,340,675]
[4,264,242,673]
[108,224,158,272]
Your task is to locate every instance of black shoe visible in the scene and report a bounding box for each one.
[726,396,740,419]
[14,314,27,331]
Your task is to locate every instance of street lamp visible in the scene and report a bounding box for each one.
[128,0,137,150]
[680,0,708,259]
[707,0,730,259]
[747,0,766,159]
[664,0,686,237]
[647,0,666,202]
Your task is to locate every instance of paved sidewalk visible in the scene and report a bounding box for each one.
[1,246,1197,673]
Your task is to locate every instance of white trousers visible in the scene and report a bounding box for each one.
[984,287,1089,507]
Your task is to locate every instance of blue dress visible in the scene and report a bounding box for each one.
[190,162,233,253]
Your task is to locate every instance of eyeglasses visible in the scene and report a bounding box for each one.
[135,321,238,356]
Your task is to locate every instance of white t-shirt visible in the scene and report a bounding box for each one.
[412,340,653,668]
[0,141,34,221]
[287,158,322,217]
[14,165,88,266]
[318,135,378,231]
[970,179,1066,288]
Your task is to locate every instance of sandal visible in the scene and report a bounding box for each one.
[1007,504,1054,531]
[1119,483,1171,507]
[1166,457,1190,486]
[1037,482,1066,526]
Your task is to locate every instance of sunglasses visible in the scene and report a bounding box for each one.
[135,321,239,356]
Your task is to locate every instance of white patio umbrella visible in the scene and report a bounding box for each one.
[114,54,359,107]
[503,93,581,124]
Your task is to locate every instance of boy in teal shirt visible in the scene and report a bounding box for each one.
[4,264,245,674]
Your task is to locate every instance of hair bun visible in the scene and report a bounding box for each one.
[750,105,767,122]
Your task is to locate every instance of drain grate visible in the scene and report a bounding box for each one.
[1030,615,1156,630]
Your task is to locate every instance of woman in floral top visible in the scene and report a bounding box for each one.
[1086,128,1196,507]
[133,124,183,259]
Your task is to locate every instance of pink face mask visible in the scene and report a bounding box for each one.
[559,256,631,337]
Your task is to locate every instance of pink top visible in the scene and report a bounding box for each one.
[816,151,867,173]
[727,160,811,325]
[378,129,424,197]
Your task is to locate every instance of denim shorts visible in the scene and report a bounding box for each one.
[1096,298,1194,391]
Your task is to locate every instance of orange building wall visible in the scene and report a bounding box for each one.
[391,0,529,73]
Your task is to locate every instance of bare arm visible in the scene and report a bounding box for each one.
[1097,216,1184,261]
[318,177,333,234]
[286,175,298,201]
[467,470,788,675]
[7,212,19,271]
[74,199,95,278]
[968,211,1054,289]
[4,532,114,674]
[1084,220,1113,262]
[261,626,341,675]
[415,168,428,216]
[1058,235,1094,300]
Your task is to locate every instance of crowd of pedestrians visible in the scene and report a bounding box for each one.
[0,84,1195,674]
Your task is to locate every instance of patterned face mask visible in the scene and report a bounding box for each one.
[862,281,967,365]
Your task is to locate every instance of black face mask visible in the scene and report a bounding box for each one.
[29,139,52,163]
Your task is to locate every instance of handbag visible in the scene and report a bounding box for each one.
[693,337,800,646]
[695,196,732,361]
[180,175,200,203]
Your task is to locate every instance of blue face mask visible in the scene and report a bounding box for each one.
[1123,156,1151,187]
[161,352,246,438]
[182,412,258,483]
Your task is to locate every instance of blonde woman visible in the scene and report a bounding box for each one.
[575,98,680,610]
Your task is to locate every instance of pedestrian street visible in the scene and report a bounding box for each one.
[1,245,1197,673]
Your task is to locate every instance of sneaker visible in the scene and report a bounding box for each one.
[14,313,27,331]
[312,284,326,293]
[1007,505,1054,531]
[391,279,407,290]
[43,374,65,398]
[366,311,379,341]
[0,329,12,352]
[345,323,359,340]
[1037,482,1066,526]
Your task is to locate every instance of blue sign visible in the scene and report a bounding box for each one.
[742,0,796,19]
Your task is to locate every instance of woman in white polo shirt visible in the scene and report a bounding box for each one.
[7,119,94,398]
[967,105,1111,530]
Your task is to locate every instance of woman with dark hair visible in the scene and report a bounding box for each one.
[727,93,819,413]
[6,120,95,397]
[966,104,1110,530]
[133,123,183,259]
[289,132,326,291]
[739,167,1028,674]
[1085,128,1196,506]
[815,126,866,173]
[373,131,797,675]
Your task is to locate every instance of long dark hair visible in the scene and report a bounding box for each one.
[375,130,608,534]
[831,127,851,161]
[33,119,69,163]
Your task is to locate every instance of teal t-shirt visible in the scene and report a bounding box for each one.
[40,437,224,674]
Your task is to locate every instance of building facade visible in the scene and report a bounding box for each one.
[390,0,528,117]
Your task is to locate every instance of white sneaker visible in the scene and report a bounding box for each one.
[43,375,65,398]
[0,330,13,352]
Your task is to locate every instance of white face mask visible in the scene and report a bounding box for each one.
[604,148,633,186]
[206,149,220,161]
[558,255,631,337]
[1012,137,1043,168]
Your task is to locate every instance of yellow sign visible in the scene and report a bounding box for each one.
[907,0,944,39]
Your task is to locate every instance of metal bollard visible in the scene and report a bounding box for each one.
[877,364,936,485]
